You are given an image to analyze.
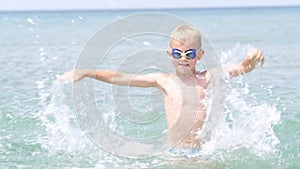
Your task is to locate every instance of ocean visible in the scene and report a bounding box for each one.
[0,7,299,169]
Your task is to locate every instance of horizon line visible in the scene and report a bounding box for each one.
[0,5,299,13]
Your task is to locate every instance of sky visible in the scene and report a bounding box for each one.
[1,0,300,11]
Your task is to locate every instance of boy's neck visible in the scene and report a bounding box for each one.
[175,69,197,80]
[176,69,196,79]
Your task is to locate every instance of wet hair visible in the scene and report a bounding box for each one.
[170,25,202,49]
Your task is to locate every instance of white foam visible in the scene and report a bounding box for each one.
[199,44,281,158]
[36,81,93,154]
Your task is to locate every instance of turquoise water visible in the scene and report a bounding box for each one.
[0,7,299,168]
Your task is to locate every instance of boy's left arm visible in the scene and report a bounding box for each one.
[228,48,264,78]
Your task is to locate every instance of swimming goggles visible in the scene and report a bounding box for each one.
[171,48,199,59]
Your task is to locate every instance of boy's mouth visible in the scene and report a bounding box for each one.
[178,63,189,66]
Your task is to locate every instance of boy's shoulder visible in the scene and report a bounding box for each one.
[196,70,208,77]
[196,70,211,84]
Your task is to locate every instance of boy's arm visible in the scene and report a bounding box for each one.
[58,69,160,88]
[227,48,264,78]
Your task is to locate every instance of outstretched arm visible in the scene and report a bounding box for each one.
[228,48,264,78]
[58,69,160,88]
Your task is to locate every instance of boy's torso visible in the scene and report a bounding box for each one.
[157,71,210,149]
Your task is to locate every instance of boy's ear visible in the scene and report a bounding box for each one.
[166,48,171,56]
[197,49,204,60]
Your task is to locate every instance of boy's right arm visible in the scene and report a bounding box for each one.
[58,69,160,88]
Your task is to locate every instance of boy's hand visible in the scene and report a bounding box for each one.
[241,48,264,73]
[58,69,87,83]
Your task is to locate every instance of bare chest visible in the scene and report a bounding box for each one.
[160,77,208,127]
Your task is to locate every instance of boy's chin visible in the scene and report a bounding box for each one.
[176,67,193,75]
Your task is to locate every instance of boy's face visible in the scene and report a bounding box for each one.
[167,39,204,75]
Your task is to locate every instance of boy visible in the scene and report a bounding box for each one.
[59,25,264,150]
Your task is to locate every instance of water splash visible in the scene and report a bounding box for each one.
[36,80,92,154]
[199,44,281,159]
[201,88,281,156]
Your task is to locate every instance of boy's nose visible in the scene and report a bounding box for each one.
[180,53,187,60]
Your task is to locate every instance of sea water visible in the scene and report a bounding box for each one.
[0,7,299,168]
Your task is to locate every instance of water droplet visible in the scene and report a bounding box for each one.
[5,113,13,119]
[143,41,151,46]
[27,18,36,25]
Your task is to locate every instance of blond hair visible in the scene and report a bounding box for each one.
[170,25,201,49]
